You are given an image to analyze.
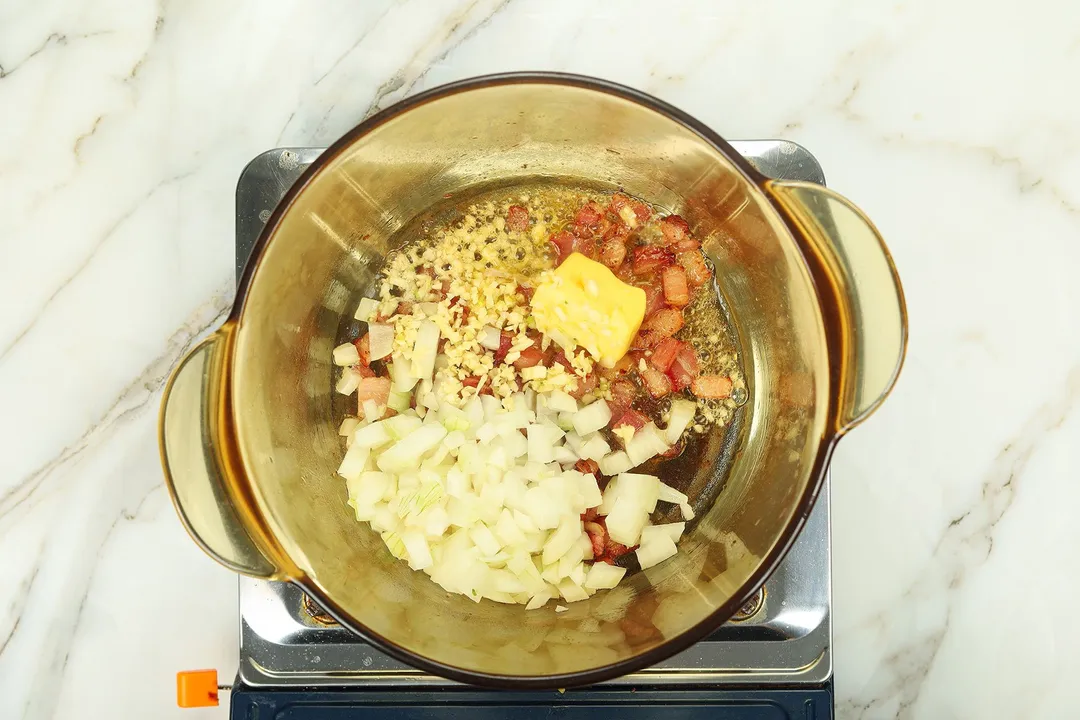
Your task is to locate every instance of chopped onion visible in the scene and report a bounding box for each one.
[362,399,382,422]
[335,367,363,395]
[665,399,697,445]
[680,502,695,521]
[579,434,611,462]
[390,355,418,393]
[338,417,360,437]
[546,390,578,414]
[641,522,685,544]
[658,481,688,505]
[333,342,361,366]
[571,398,611,436]
[599,451,632,476]
[605,496,649,546]
[636,532,677,569]
[479,326,502,350]
[354,297,379,321]
[584,562,626,590]
[387,391,411,413]
[353,420,392,449]
[337,442,370,483]
[367,323,394,360]
[411,321,441,382]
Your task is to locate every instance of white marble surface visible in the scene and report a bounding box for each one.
[1,0,1077,717]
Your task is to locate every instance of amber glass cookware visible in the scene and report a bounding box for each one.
[159,73,906,687]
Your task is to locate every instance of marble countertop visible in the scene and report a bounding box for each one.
[2,1,1077,718]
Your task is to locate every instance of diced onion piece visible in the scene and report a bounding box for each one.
[338,417,360,437]
[378,425,447,472]
[619,473,660,512]
[527,423,564,464]
[658,481,688,505]
[599,451,632,476]
[401,530,433,570]
[333,342,361,366]
[636,532,678,569]
[546,390,578,414]
[385,414,422,439]
[479,326,502,350]
[526,591,552,610]
[362,399,382,422]
[387,391,411,412]
[584,562,627,590]
[680,502,695,520]
[625,423,668,466]
[353,420,392,449]
[579,434,610,462]
[469,522,502,556]
[367,323,394,360]
[665,399,697,445]
[411,321,441,382]
[335,368,363,395]
[641,522,685,544]
[347,471,391,519]
[390,355,419,393]
[354,297,379,321]
[542,519,582,566]
[337,443,370,482]
[557,578,589,602]
[572,398,611,436]
[553,444,577,464]
[555,605,569,613]
[605,496,649,546]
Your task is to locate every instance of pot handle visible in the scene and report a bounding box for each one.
[158,329,283,579]
[765,181,908,432]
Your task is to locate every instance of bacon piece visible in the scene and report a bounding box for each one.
[641,366,672,398]
[354,364,376,379]
[612,408,648,436]
[572,202,604,237]
[649,337,682,373]
[494,331,513,364]
[641,282,665,316]
[677,251,712,287]
[607,380,638,420]
[550,230,576,264]
[396,300,414,316]
[633,246,674,276]
[671,237,700,253]
[568,372,598,400]
[692,374,734,399]
[506,204,530,232]
[661,265,690,307]
[575,458,600,477]
[584,521,607,559]
[600,238,627,269]
[659,215,690,246]
[581,507,599,522]
[669,345,700,391]
[356,377,391,407]
[353,334,371,365]
[641,308,684,339]
[513,346,544,369]
[461,376,481,388]
[516,284,534,303]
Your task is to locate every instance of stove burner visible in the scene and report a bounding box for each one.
[233,141,831,688]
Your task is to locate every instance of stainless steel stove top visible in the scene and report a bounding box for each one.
[233,142,831,689]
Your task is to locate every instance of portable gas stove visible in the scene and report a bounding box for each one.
[225,142,833,719]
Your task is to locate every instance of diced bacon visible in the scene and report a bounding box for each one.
[461,376,481,388]
[506,204,530,232]
[601,355,636,378]
[494,331,513,364]
[659,215,690,246]
[417,266,436,279]
[550,230,576,264]
[550,349,573,370]
[661,265,690,307]
[660,439,685,458]
[641,282,665,316]
[575,458,600,477]
[584,521,607,559]
[641,308,684,339]
[615,263,635,284]
[568,372,598,400]
[516,284,534,303]
[581,507,599,522]
[677,250,713,287]
[640,366,672,398]
[671,237,700,253]
[669,344,700,391]
[602,220,630,244]
[649,337,682,373]
[607,380,638,419]
[608,193,632,217]
[572,234,598,260]
[612,408,649,435]
[632,246,674,276]
[396,300,414,316]
[631,200,652,225]
[513,345,544,369]
[604,533,633,561]
[355,377,391,407]
[692,374,734,399]
[572,202,604,237]
[600,238,627,269]
[354,364,376,379]
[353,334,371,365]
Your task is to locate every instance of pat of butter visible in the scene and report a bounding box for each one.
[531,253,646,367]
